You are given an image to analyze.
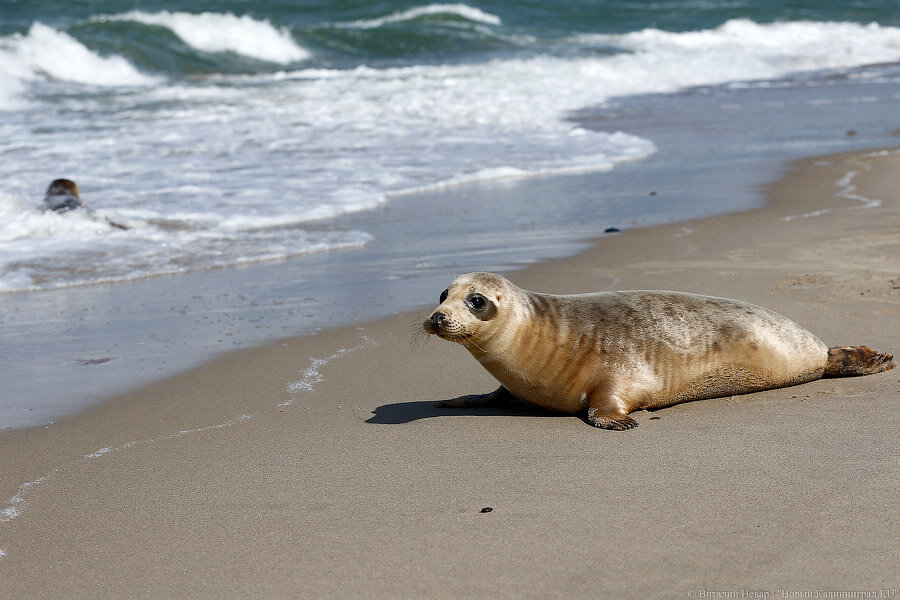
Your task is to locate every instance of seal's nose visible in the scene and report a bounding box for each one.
[430,312,446,328]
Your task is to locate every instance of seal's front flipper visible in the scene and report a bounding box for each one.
[436,385,515,408]
[585,393,638,430]
[585,409,638,430]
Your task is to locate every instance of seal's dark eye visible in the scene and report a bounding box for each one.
[439,289,448,304]
[466,294,487,311]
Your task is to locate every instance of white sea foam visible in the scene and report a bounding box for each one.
[2,18,900,292]
[281,337,376,406]
[1,475,49,524]
[107,10,311,64]
[573,19,900,98]
[341,3,502,29]
[0,189,374,292]
[781,149,898,221]
[0,413,253,552]
[85,447,112,459]
[0,22,159,87]
[0,192,115,242]
[391,131,656,195]
[0,68,25,109]
[833,164,882,211]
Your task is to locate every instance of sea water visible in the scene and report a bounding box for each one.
[1,1,899,428]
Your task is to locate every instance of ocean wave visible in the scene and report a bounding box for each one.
[390,130,656,195]
[0,67,25,109]
[339,3,502,29]
[0,192,114,243]
[0,22,160,90]
[102,10,311,64]
[0,189,377,292]
[3,16,900,292]
[574,19,900,91]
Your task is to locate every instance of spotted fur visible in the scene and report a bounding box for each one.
[424,272,895,430]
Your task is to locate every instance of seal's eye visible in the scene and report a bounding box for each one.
[466,293,487,311]
[439,289,448,304]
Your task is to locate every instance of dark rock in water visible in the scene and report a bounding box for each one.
[604,227,621,233]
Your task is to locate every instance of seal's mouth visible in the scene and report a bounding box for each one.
[423,314,470,342]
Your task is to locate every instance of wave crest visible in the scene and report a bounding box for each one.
[339,3,502,30]
[0,22,159,88]
[579,19,900,87]
[104,10,311,64]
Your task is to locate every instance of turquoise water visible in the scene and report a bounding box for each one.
[2,1,900,291]
[1,1,899,427]
[4,2,899,66]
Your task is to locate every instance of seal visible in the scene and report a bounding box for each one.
[423,272,895,430]
[41,179,129,230]
[42,179,86,213]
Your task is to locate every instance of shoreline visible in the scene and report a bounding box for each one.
[6,64,900,430]
[1,147,898,597]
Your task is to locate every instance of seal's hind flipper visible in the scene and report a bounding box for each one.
[825,346,896,376]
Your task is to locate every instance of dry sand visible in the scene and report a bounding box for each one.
[1,148,898,599]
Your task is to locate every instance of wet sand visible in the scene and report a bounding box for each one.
[1,148,898,598]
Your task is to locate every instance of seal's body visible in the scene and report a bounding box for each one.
[43,179,85,213]
[424,272,894,430]
[40,179,129,230]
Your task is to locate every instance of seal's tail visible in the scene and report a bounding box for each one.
[825,346,896,377]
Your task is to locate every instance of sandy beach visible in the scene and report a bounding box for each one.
[1,147,898,598]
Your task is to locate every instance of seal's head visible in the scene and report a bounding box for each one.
[43,178,84,212]
[423,272,517,345]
